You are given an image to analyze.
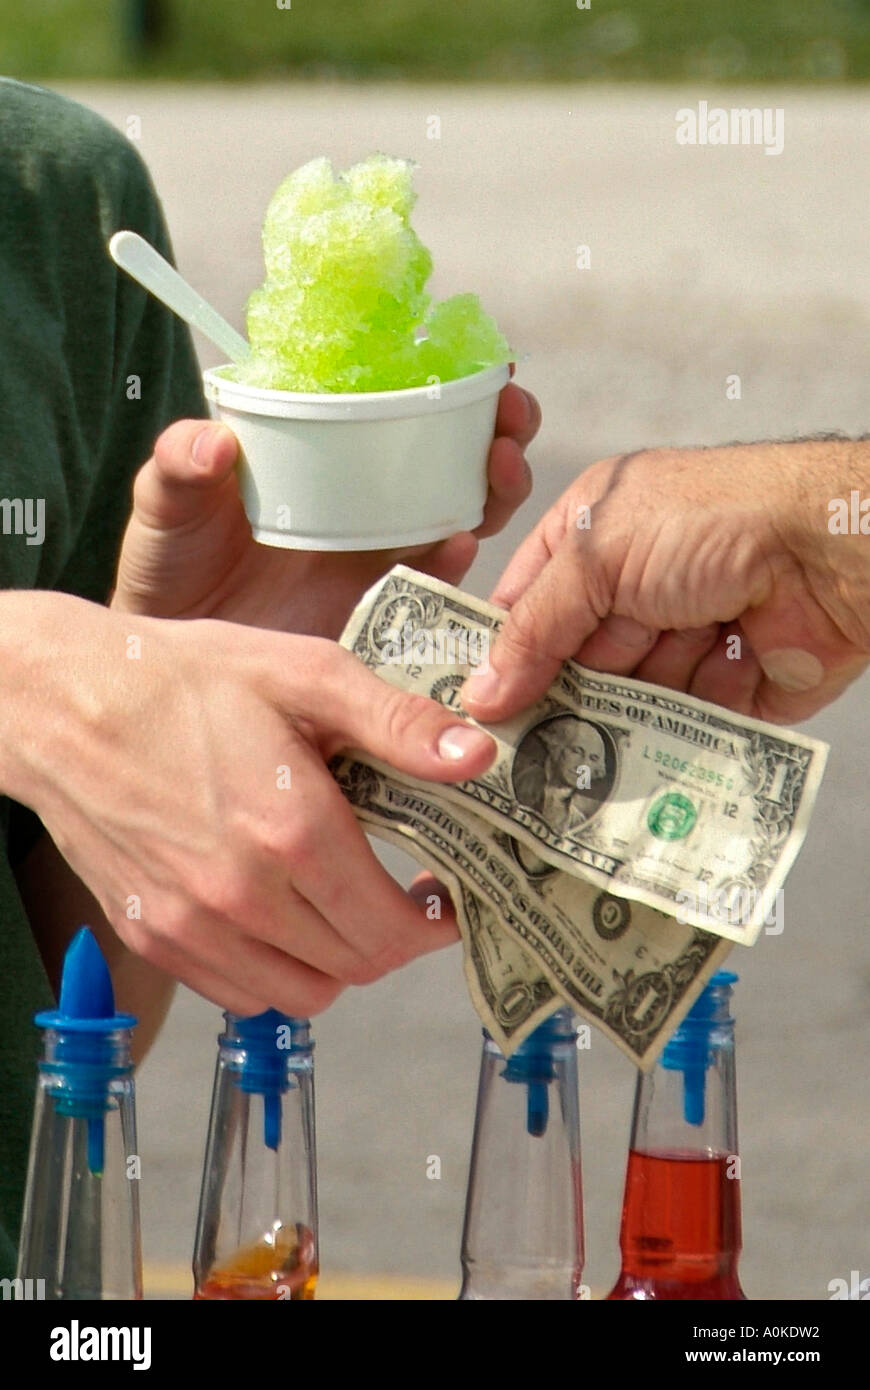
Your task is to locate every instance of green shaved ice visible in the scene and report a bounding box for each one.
[238,154,510,393]
[344,153,419,219]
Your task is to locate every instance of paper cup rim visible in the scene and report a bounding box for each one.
[202,362,511,420]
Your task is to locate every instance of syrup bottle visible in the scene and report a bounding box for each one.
[193,1010,317,1300]
[608,970,746,1300]
[16,927,142,1299]
[458,1008,585,1300]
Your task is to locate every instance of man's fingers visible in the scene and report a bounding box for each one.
[737,574,869,720]
[752,663,866,724]
[575,612,661,675]
[689,623,762,714]
[133,420,239,530]
[489,521,554,610]
[462,542,609,720]
[634,624,722,690]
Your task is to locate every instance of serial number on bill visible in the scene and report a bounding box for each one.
[642,745,735,789]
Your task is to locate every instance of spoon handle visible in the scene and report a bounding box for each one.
[109,230,250,365]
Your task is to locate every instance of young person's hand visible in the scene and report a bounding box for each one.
[0,593,495,1016]
[112,382,539,638]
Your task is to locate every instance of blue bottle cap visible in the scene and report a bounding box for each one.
[34,927,137,1173]
[661,971,738,1126]
[223,1009,312,1151]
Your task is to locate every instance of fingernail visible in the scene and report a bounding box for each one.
[437,725,494,762]
[191,424,223,467]
[759,648,824,692]
[463,669,501,705]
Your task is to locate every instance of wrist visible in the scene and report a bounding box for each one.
[0,589,109,807]
[768,439,870,649]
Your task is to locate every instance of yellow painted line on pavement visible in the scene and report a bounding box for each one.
[144,1262,457,1300]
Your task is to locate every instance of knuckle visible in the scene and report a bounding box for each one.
[362,937,413,981]
[276,819,319,874]
[564,535,612,620]
[151,419,191,468]
[294,636,346,687]
[294,976,344,1016]
[502,606,551,660]
[134,896,195,952]
[338,954,384,987]
[677,622,720,645]
[200,868,252,924]
[381,689,437,745]
[237,810,318,874]
[177,853,255,923]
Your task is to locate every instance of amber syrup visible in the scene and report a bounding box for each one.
[194,1223,317,1301]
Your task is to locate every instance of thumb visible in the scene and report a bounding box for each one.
[296,644,497,783]
[133,420,239,531]
[462,541,606,720]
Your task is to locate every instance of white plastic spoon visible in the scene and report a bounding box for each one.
[108,230,250,364]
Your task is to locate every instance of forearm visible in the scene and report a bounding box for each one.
[0,588,104,806]
[14,829,175,1064]
[0,587,177,1059]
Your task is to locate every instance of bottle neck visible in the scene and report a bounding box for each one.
[460,1010,584,1300]
[19,1041,141,1298]
[194,1012,318,1300]
[613,1013,743,1298]
[40,1026,134,1075]
[632,1025,738,1156]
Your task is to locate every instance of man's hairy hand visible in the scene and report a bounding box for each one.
[463,441,870,725]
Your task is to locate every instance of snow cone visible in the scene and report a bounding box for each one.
[204,155,511,550]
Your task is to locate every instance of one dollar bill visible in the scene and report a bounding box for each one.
[333,755,732,1065]
[339,566,829,947]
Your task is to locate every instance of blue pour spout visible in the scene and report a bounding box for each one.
[34,927,137,1174]
[230,1010,310,1151]
[497,1009,576,1138]
[661,970,738,1126]
[59,927,115,1019]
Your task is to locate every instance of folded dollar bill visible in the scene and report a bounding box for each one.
[333,755,732,1064]
[335,565,827,1059]
[340,566,828,947]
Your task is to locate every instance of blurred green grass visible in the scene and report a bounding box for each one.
[2,0,870,82]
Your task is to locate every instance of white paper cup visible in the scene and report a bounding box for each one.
[202,363,510,551]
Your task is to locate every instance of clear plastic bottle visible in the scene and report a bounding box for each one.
[16,927,141,1300]
[193,1010,318,1300]
[608,970,746,1300]
[459,1008,585,1300]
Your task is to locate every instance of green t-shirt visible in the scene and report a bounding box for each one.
[0,78,205,1277]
